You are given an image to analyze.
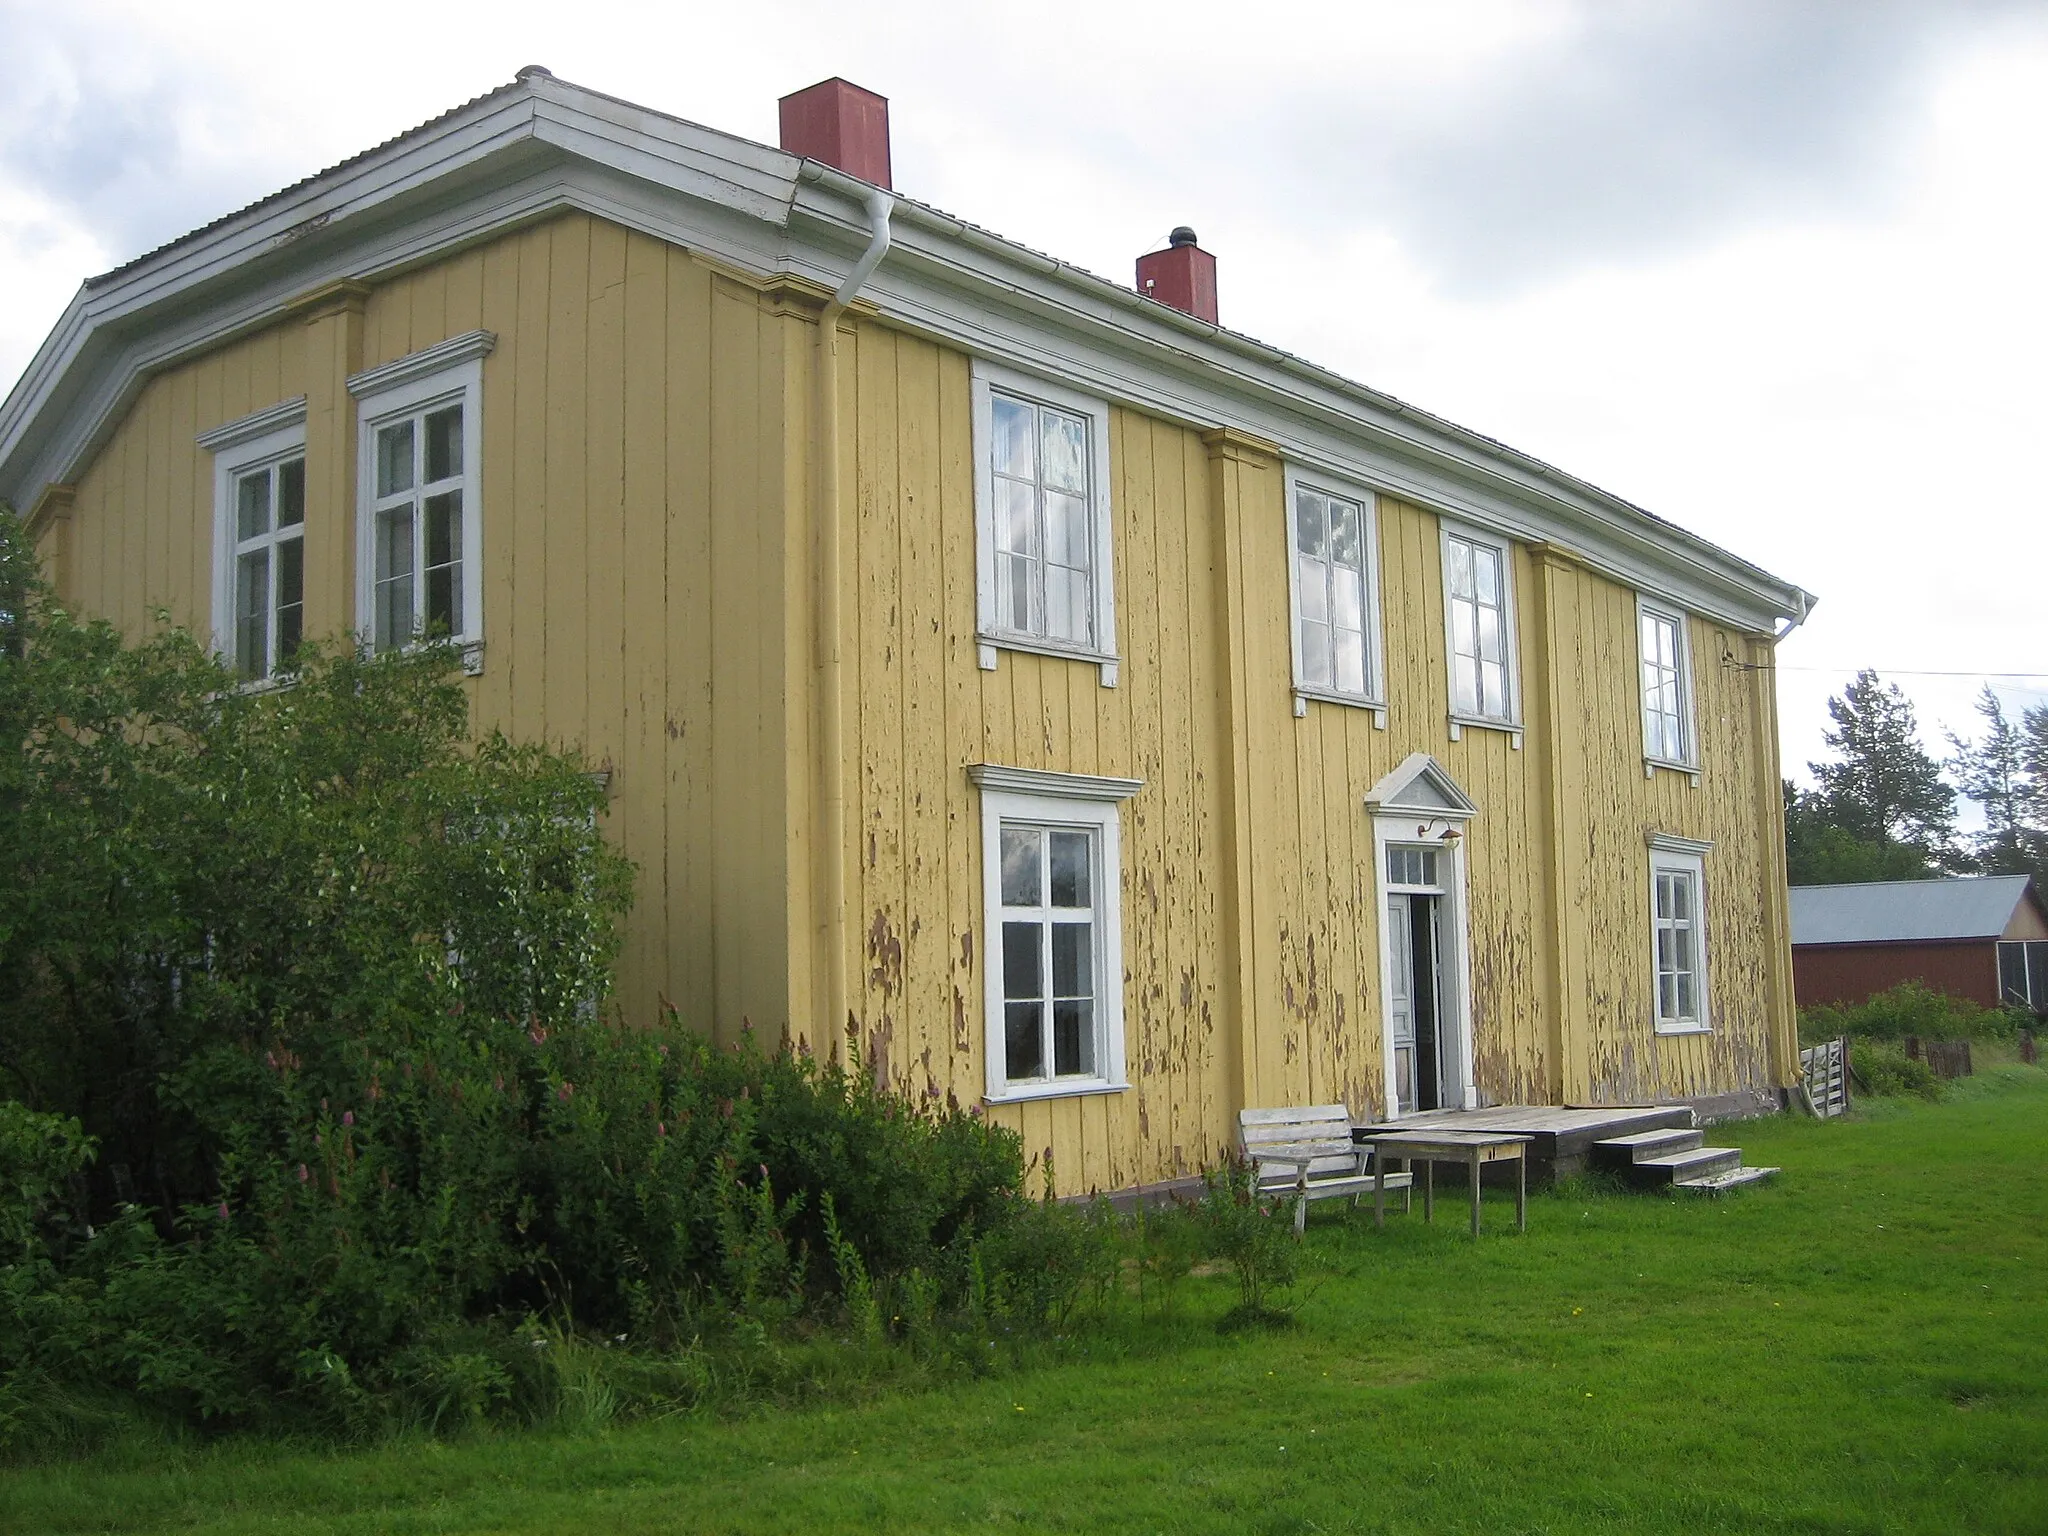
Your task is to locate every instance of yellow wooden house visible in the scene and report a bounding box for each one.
[0,72,1815,1193]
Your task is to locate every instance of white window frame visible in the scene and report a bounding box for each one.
[1284,463,1386,725]
[200,398,308,684]
[970,359,1119,687]
[968,765,1139,1104]
[347,331,494,670]
[1439,520,1522,747]
[1647,833,1713,1035]
[1637,595,1698,778]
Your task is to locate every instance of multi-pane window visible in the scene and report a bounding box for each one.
[989,390,1095,647]
[1998,940,2048,1013]
[1445,531,1511,720]
[1293,481,1374,698]
[1649,850,1709,1031]
[1640,605,1691,764]
[1386,845,1440,889]
[998,823,1100,1084]
[370,402,466,652]
[229,454,305,680]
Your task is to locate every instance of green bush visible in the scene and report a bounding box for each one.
[1850,1039,1945,1101]
[1799,981,2023,1049]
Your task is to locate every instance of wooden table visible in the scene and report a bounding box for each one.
[1358,1130,1531,1237]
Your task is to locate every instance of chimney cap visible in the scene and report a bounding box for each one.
[1168,226,1199,248]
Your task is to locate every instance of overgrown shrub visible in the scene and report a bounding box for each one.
[1848,1039,1945,1101]
[1799,981,2024,1049]
[1195,1157,1300,1331]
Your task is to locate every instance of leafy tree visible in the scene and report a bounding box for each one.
[1784,780,1934,885]
[1946,687,2047,877]
[1807,669,1957,871]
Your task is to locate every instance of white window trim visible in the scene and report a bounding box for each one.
[348,331,494,671]
[1369,800,1478,1116]
[202,399,308,679]
[1636,594,1699,782]
[1283,462,1386,726]
[969,764,1138,1104]
[970,359,1119,687]
[1439,519,1522,748]
[1648,841,1712,1036]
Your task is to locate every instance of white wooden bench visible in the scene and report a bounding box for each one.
[1239,1105,1415,1235]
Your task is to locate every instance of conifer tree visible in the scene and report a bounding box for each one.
[1947,687,2044,876]
[1808,669,1956,869]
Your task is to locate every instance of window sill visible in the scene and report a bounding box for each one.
[985,1078,1130,1107]
[976,633,1119,687]
[1448,713,1522,748]
[1643,756,1701,787]
[1653,1023,1713,1037]
[1293,687,1387,727]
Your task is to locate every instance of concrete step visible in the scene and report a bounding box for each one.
[1590,1128,1703,1167]
[1674,1165,1780,1195]
[1627,1146,1743,1186]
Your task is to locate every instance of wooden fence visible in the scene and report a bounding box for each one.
[1799,1038,1850,1118]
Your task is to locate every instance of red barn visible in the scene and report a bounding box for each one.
[1790,876,2048,1014]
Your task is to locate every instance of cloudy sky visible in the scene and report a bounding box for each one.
[4,0,2045,803]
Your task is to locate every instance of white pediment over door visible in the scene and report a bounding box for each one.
[1363,752,1479,820]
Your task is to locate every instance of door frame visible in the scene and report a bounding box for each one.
[1366,754,1480,1116]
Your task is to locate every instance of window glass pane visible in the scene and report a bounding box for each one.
[236,549,268,678]
[1000,553,1035,632]
[1482,661,1507,716]
[1047,567,1091,646]
[1332,567,1363,630]
[1045,491,1089,569]
[425,491,463,637]
[1676,972,1696,1020]
[1299,620,1331,687]
[1041,409,1087,494]
[277,457,305,527]
[1294,491,1326,558]
[1453,654,1479,715]
[996,479,1038,555]
[424,405,463,483]
[1297,557,1328,623]
[374,507,415,651]
[1005,1001,1044,1080]
[1448,537,1473,599]
[1049,830,1090,908]
[276,537,303,668]
[1418,850,1438,887]
[1000,827,1041,906]
[1052,999,1094,1076]
[1477,606,1504,663]
[1002,921,1042,1002]
[1449,596,1476,660]
[1659,974,1677,1022]
[236,470,271,541]
[1334,627,1365,694]
[377,421,415,497]
[1474,545,1499,605]
[1329,497,1362,572]
[1051,922,1091,998]
[992,396,1035,479]
[2001,943,2030,1007]
[2029,942,2048,1010]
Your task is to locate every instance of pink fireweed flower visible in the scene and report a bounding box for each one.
[297,1163,309,1183]
[314,1133,323,1147]
[656,1122,667,1137]
[556,1082,574,1102]
[341,1111,354,1127]
[217,1202,230,1221]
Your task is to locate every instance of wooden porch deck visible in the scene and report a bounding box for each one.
[1352,1104,1696,1184]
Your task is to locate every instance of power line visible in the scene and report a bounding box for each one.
[1725,659,2048,683]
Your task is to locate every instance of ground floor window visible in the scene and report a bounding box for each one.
[1648,841,1712,1033]
[969,766,1138,1104]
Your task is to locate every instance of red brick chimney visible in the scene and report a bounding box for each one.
[1136,227,1217,324]
[778,78,892,190]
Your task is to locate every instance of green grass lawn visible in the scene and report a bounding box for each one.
[8,1067,2047,1535]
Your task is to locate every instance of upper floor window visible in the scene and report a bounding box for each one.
[347,331,495,661]
[1638,599,1695,769]
[199,397,308,684]
[1441,525,1518,733]
[1286,466,1383,718]
[971,361,1118,686]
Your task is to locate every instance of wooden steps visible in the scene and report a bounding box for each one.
[1589,1127,1779,1194]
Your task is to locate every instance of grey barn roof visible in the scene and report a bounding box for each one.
[1790,876,2037,947]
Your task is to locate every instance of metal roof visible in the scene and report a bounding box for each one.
[1789,876,2038,947]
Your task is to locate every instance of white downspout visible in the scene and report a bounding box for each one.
[813,183,893,1049]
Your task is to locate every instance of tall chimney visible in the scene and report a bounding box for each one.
[1136,227,1217,324]
[778,78,893,190]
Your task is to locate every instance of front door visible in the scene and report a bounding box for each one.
[1387,888,1447,1114]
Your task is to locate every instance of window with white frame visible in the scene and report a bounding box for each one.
[1998,940,2048,1013]
[347,331,493,658]
[971,361,1117,682]
[970,766,1137,1102]
[1639,601,1694,767]
[199,399,308,684]
[1648,842,1710,1032]
[1287,468,1382,708]
[1442,526,1516,725]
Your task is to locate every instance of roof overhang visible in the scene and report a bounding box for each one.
[1,71,1814,633]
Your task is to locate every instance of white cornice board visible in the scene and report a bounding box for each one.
[0,72,1811,634]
